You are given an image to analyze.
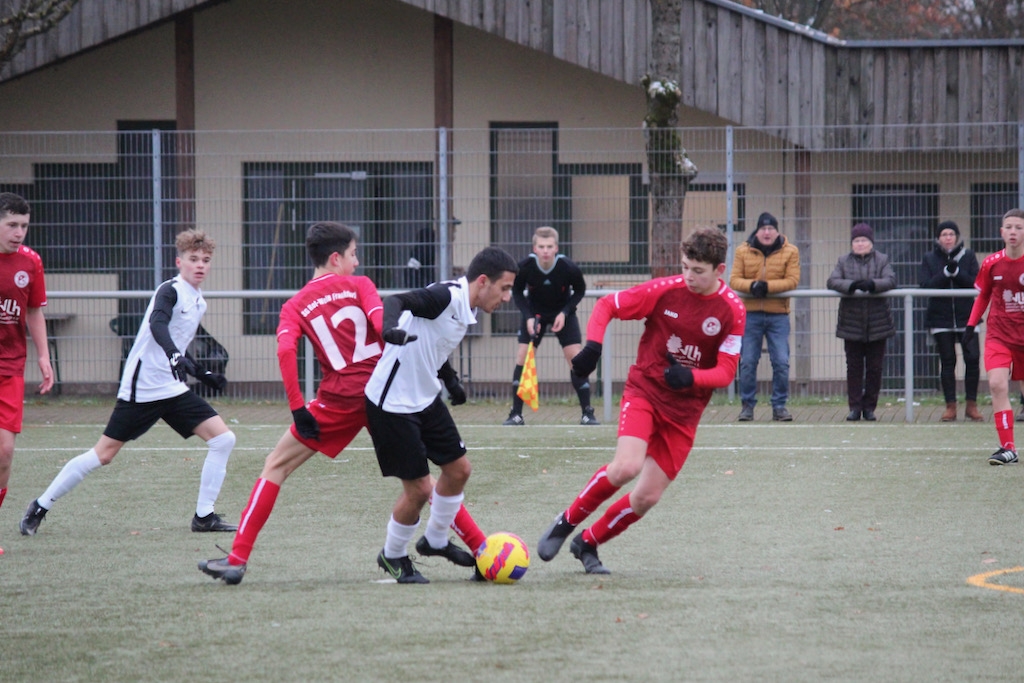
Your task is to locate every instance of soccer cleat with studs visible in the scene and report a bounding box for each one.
[502,413,525,426]
[537,512,577,561]
[198,556,247,585]
[988,447,1019,466]
[579,407,600,426]
[570,533,611,575]
[415,535,476,567]
[19,499,47,536]
[377,550,429,584]
[191,512,238,533]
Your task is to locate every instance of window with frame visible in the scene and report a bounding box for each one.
[971,183,1019,255]
[489,123,648,333]
[242,161,433,335]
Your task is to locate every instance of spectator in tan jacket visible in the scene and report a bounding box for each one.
[730,212,801,422]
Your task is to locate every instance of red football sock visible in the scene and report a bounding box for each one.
[0,487,6,509]
[584,493,641,546]
[566,465,620,526]
[995,410,1016,451]
[229,478,280,565]
[451,504,487,553]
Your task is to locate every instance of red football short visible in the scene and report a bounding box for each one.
[616,390,697,480]
[0,375,25,433]
[983,339,1024,381]
[292,393,368,458]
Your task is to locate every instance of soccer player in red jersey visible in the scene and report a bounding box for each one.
[537,227,746,573]
[199,222,485,584]
[0,193,53,556]
[964,208,1024,465]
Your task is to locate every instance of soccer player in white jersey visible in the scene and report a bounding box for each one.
[366,246,518,584]
[964,208,1024,465]
[0,193,53,556]
[199,222,489,584]
[537,227,746,574]
[20,230,237,536]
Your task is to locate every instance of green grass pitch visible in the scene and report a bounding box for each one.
[2,413,1023,681]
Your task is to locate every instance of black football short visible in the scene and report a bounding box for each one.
[365,395,467,480]
[103,391,219,441]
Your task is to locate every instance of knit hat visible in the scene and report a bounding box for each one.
[936,220,960,238]
[756,212,779,230]
[851,223,874,243]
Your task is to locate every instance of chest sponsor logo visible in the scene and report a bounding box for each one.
[0,297,22,322]
[1002,289,1024,313]
[667,334,701,365]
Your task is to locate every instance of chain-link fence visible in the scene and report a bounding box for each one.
[2,124,1021,410]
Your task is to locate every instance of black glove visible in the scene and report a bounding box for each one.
[664,352,694,390]
[197,370,228,393]
[571,340,603,378]
[383,328,418,345]
[962,325,975,349]
[530,315,543,346]
[851,279,874,293]
[168,352,198,382]
[291,406,321,440]
[750,281,769,298]
[944,258,959,275]
[438,364,466,406]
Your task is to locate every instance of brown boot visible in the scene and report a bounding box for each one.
[941,402,958,422]
[965,400,984,422]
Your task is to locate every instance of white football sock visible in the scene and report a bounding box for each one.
[39,449,103,509]
[196,430,236,517]
[384,515,419,559]
[425,490,463,548]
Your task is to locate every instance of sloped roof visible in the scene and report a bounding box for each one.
[4,0,1022,149]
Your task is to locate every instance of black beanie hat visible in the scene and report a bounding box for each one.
[936,220,960,238]
[756,212,779,230]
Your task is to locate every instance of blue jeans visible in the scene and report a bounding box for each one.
[738,312,791,408]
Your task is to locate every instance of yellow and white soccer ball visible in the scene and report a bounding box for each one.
[475,532,530,584]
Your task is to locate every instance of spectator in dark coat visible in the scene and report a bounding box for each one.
[827,223,897,422]
[918,220,982,422]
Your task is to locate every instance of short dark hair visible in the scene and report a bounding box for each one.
[1003,208,1024,223]
[683,227,728,267]
[467,246,518,282]
[306,222,358,267]
[0,192,30,218]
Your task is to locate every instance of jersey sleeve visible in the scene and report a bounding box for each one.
[563,261,586,316]
[967,256,994,327]
[692,292,745,389]
[512,261,531,317]
[25,248,47,308]
[276,301,306,410]
[355,276,385,333]
[383,283,453,329]
[148,282,181,358]
[586,278,673,343]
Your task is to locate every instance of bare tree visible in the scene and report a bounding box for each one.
[1,0,80,71]
[738,0,1021,39]
[646,0,699,279]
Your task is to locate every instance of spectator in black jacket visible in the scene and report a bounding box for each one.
[918,220,982,422]
[827,223,897,422]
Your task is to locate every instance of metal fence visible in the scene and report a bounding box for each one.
[4,124,1022,413]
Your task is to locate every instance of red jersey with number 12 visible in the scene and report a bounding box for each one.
[971,250,1024,352]
[276,273,384,409]
[0,245,47,376]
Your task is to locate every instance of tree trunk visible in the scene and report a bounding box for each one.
[646,0,697,279]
